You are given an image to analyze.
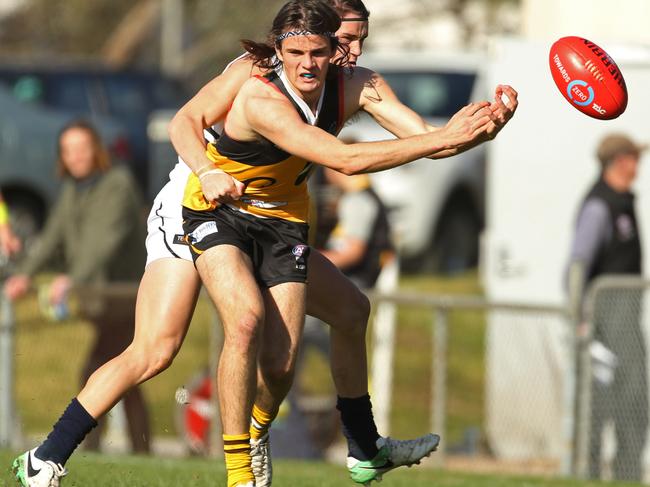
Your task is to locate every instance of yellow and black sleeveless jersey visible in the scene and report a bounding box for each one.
[183,65,344,223]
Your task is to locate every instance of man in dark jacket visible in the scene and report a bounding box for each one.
[567,132,647,481]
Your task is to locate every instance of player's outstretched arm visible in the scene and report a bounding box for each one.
[347,67,517,158]
[242,79,495,175]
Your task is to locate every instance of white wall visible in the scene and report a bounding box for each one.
[522,0,650,45]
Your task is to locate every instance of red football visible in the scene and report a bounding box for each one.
[549,36,627,120]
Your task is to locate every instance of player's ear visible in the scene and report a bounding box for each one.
[275,46,284,63]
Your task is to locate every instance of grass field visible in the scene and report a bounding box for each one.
[0,450,642,487]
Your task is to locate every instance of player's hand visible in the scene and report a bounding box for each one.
[440,101,496,149]
[200,172,245,205]
[3,274,31,301]
[484,84,518,139]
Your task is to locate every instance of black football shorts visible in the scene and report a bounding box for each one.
[182,205,310,287]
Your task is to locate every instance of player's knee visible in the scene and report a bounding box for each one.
[224,310,263,352]
[128,337,181,380]
[260,358,295,390]
[345,289,370,337]
[146,340,180,376]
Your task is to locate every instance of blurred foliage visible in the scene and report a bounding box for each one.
[0,0,286,90]
[0,0,136,59]
[0,0,519,91]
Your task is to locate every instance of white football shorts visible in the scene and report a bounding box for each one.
[145,160,193,266]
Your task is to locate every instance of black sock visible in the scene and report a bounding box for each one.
[336,394,380,460]
[35,398,98,466]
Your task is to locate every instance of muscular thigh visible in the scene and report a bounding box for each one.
[260,282,307,364]
[305,249,364,324]
[132,257,201,348]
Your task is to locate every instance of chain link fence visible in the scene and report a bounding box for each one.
[574,276,650,483]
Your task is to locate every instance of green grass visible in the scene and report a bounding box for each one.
[0,449,640,487]
[387,273,486,445]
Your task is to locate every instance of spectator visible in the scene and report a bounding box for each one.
[319,168,393,289]
[0,191,21,258]
[567,132,647,481]
[3,120,150,454]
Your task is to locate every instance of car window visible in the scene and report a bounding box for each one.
[149,78,186,108]
[103,77,149,116]
[46,75,92,112]
[380,71,476,119]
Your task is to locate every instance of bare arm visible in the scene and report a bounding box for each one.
[240,80,494,175]
[167,59,260,201]
[349,68,518,158]
[168,59,257,171]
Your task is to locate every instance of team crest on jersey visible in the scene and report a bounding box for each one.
[188,221,218,244]
[292,244,308,257]
[292,244,309,270]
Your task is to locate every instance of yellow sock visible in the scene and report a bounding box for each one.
[250,404,275,440]
[223,433,254,487]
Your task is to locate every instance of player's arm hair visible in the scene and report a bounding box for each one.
[243,86,467,175]
[168,59,259,173]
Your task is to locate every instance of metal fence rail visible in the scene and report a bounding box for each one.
[367,289,570,469]
[1,275,648,482]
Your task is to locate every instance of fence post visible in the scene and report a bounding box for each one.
[431,307,447,466]
[567,262,590,478]
[370,258,399,435]
[0,293,16,448]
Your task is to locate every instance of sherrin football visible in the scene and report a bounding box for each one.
[549,36,627,120]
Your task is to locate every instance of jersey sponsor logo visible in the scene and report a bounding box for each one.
[241,197,288,209]
[188,221,218,244]
[173,234,190,246]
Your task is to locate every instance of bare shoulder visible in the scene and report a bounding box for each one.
[341,66,393,117]
[343,66,386,90]
[239,75,285,99]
